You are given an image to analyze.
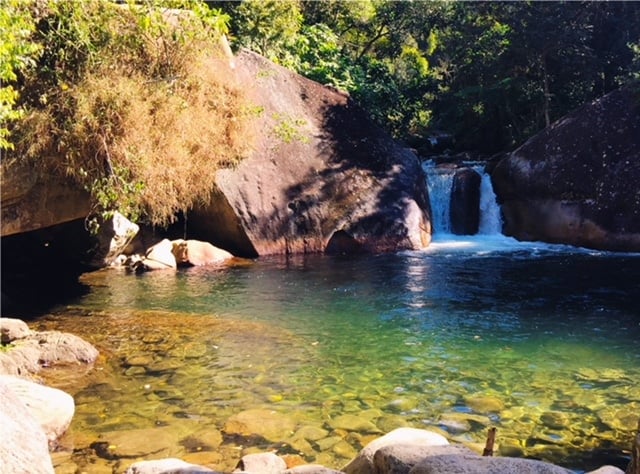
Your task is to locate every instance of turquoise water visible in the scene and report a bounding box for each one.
[37,236,640,472]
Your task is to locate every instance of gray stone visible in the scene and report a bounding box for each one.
[586,466,625,474]
[0,374,75,445]
[409,454,573,474]
[374,444,477,474]
[124,458,219,473]
[0,317,32,343]
[450,167,481,235]
[491,86,640,252]
[343,428,449,474]
[90,211,140,268]
[0,378,54,474]
[284,465,344,474]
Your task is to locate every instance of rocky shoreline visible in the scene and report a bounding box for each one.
[1,317,635,474]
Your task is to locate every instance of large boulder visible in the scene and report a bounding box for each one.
[450,168,481,235]
[171,239,234,266]
[343,427,449,474]
[0,375,75,446]
[188,49,432,257]
[0,161,90,238]
[0,378,55,474]
[491,86,640,251]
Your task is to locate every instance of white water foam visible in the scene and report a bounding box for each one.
[421,160,605,256]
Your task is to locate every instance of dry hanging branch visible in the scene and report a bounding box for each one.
[483,427,496,456]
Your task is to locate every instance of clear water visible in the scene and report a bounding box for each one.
[32,164,640,472]
[36,241,640,472]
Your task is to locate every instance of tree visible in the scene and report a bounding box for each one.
[0,0,41,150]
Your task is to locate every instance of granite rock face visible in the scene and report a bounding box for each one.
[188,49,432,257]
[491,86,640,251]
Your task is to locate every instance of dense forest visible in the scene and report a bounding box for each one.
[1,0,639,226]
[212,0,640,154]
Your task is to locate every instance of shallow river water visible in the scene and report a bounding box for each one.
[31,235,640,473]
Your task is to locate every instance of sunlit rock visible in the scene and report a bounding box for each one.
[171,239,234,266]
[0,317,32,343]
[124,458,218,474]
[0,375,74,446]
[138,238,177,271]
[0,379,54,474]
[343,427,449,474]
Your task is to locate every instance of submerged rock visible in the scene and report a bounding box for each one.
[223,408,296,443]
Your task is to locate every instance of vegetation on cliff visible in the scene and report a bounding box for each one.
[2,0,250,228]
[216,0,640,153]
[2,0,639,228]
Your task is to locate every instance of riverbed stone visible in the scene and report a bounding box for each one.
[94,426,181,459]
[124,458,219,473]
[295,425,330,442]
[540,411,570,430]
[223,408,296,442]
[343,427,449,474]
[464,395,505,413]
[327,413,381,433]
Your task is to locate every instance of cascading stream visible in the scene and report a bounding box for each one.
[422,160,503,237]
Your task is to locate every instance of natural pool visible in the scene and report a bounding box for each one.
[32,235,640,473]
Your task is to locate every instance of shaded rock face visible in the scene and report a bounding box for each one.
[491,86,640,251]
[1,49,431,261]
[189,49,432,256]
[0,161,90,238]
[450,168,481,235]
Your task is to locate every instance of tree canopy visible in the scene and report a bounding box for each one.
[213,0,640,154]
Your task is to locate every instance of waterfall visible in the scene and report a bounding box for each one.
[423,161,502,236]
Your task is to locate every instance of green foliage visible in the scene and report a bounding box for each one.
[222,0,640,154]
[271,113,309,145]
[230,0,302,64]
[9,0,248,228]
[0,0,41,150]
